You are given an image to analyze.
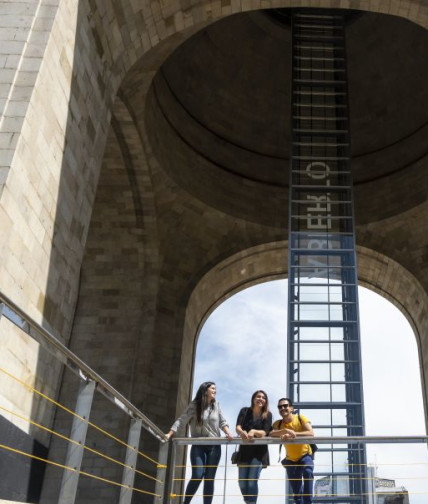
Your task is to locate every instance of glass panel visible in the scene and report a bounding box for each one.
[298,342,330,360]
[329,286,343,302]
[295,267,355,282]
[293,254,344,268]
[332,428,348,436]
[298,384,331,402]
[331,343,345,360]
[294,189,350,206]
[299,327,330,340]
[299,363,330,380]
[292,172,352,192]
[314,451,333,473]
[293,284,348,304]
[331,327,346,340]
[315,426,333,436]
[329,303,344,320]
[333,450,350,471]
[331,363,346,381]
[292,234,354,250]
[332,384,346,401]
[296,303,332,320]
[332,409,347,424]
[303,408,331,425]
[294,304,350,321]
[291,214,353,234]
[297,285,329,303]
[335,475,351,497]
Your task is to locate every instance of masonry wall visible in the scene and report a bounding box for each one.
[0,0,114,500]
[1,1,428,502]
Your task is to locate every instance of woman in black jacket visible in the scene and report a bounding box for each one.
[236,390,272,504]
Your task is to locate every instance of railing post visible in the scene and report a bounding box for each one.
[154,441,169,504]
[119,417,143,504]
[58,379,96,504]
[367,465,376,504]
[222,444,228,504]
[164,441,177,504]
[285,460,291,504]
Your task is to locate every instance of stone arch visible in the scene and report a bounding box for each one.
[62,0,428,464]
[104,1,428,90]
[182,244,428,423]
[66,3,428,431]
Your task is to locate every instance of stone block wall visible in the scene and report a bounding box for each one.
[0,0,59,190]
[1,0,428,502]
[0,0,116,500]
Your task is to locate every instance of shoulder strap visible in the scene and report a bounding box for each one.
[276,419,283,460]
[297,413,314,455]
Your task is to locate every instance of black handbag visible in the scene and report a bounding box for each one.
[309,442,318,458]
[231,447,240,464]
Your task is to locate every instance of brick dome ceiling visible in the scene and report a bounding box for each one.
[146,9,428,225]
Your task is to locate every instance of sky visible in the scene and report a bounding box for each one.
[189,280,428,504]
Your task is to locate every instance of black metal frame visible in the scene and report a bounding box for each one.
[288,9,367,504]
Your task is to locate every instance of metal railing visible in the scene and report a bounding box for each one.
[1,290,428,504]
[170,436,428,504]
[0,291,168,504]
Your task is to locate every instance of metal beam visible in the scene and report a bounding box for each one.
[58,379,96,504]
[119,418,143,504]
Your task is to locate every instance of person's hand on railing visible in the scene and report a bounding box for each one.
[237,427,249,440]
[238,428,262,441]
[222,427,234,441]
[281,428,297,440]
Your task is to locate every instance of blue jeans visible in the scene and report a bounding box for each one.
[238,458,263,503]
[284,454,314,504]
[183,444,221,504]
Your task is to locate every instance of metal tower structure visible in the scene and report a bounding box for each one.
[287,10,368,504]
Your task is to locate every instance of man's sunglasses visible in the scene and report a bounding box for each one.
[278,404,290,410]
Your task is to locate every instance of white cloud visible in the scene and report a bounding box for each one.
[188,280,428,504]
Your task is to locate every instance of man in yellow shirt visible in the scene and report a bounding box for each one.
[270,398,314,504]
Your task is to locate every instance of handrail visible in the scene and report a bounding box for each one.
[0,290,167,442]
[168,435,428,503]
[172,435,428,445]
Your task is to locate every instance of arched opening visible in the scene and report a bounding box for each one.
[189,280,428,503]
[180,245,428,422]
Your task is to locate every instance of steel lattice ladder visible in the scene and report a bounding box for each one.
[288,10,368,504]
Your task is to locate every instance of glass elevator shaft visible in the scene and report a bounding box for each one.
[287,10,367,504]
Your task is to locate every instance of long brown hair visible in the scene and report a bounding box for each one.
[251,389,270,420]
[193,381,215,425]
